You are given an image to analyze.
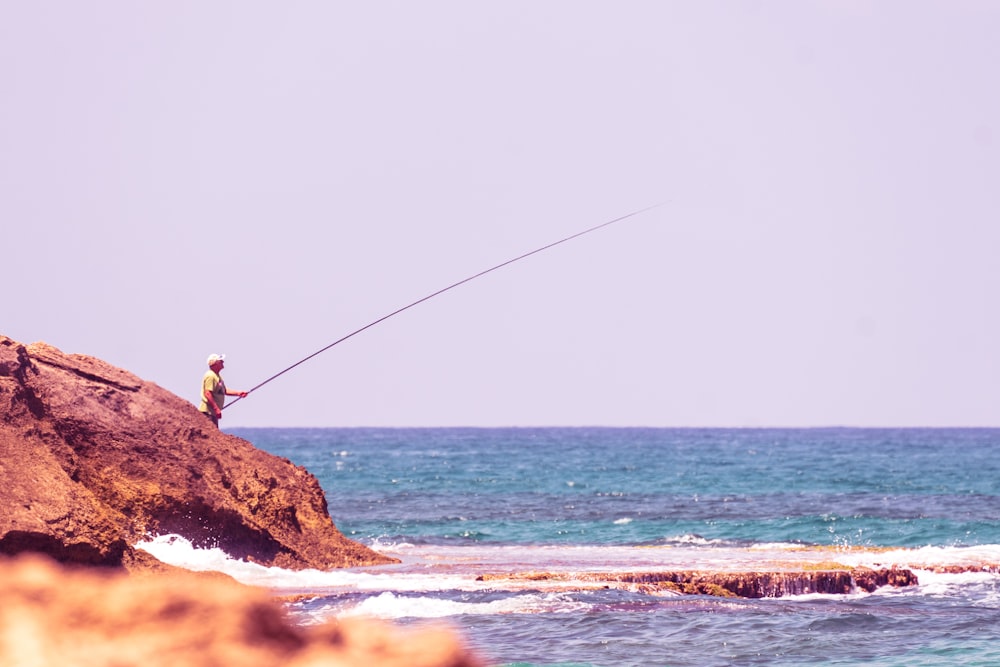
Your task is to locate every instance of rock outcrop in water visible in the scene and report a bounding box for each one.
[0,554,483,667]
[0,336,396,570]
[478,565,920,599]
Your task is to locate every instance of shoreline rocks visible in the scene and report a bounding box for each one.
[477,565,921,598]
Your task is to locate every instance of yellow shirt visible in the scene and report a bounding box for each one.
[199,370,226,413]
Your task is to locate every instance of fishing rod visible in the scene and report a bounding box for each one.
[224,202,663,410]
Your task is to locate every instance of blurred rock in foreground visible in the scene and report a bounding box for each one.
[0,554,484,667]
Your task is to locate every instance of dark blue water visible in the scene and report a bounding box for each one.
[228,427,1000,667]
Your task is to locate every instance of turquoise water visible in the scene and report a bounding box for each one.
[221,427,1000,667]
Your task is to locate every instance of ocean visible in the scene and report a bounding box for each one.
[138,428,1000,666]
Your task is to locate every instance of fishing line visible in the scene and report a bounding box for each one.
[224,202,663,409]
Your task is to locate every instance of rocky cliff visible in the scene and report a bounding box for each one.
[0,335,396,570]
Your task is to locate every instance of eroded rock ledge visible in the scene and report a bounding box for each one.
[478,566,920,598]
[0,336,396,571]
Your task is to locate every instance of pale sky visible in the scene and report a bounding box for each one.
[3,2,998,428]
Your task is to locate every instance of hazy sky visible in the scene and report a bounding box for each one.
[3,2,998,428]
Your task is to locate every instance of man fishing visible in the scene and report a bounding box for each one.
[199,353,248,427]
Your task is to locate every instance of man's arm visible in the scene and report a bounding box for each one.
[204,389,222,418]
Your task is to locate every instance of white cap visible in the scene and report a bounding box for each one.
[207,353,226,365]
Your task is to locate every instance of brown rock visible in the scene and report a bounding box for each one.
[0,336,397,570]
[850,565,919,591]
[0,554,484,667]
[478,566,919,598]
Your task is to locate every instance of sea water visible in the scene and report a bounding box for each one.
[138,428,1000,666]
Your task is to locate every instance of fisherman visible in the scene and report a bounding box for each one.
[199,353,248,427]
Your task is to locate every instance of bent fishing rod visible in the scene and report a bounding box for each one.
[224,202,663,410]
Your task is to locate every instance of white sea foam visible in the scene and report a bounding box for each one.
[135,534,1000,608]
[833,543,1000,570]
[913,568,997,594]
[748,541,806,551]
[338,591,591,620]
[135,534,260,576]
[134,535,475,593]
[665,534,727,547]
